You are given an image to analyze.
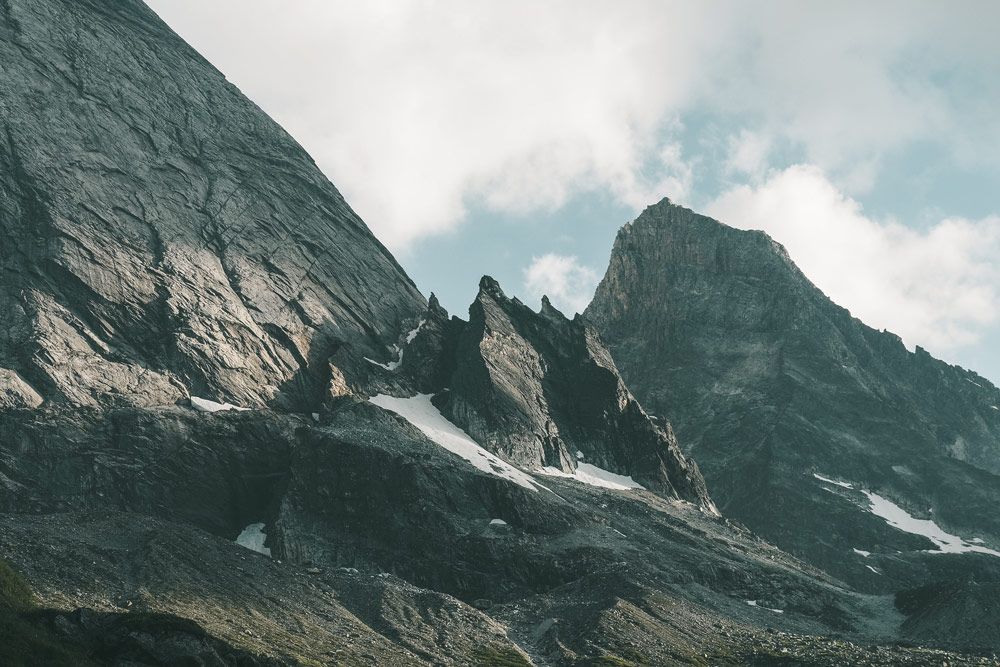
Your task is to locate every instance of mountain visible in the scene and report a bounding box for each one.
[409,276,714,507]
[3,0,1000,664]
[0,0,424,413]
[585,197,1000,593]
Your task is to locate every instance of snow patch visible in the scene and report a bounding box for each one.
[365,320,427,372]
[746,600,783,613]
[575,450,585,460]
[365,344,403,371]
[406,319,427,344]
[236,523,271,557]
[190,396,250,413]
[972,538,985,544]
[853,548,871,557]
[539,462,645,491]
[862,491,1000,557]
[991,406,999,411]
[489,519,507,526]
[865,565,880,574]
[814,473,998,558]
[967,378,983,388]
[369,393,545,491]
[813,473,853,489]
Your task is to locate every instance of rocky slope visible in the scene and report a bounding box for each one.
[0,0,425,413]
[585,198,1000,596]
[4,0,1000,664]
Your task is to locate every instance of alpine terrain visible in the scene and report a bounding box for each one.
[1,0,999,665]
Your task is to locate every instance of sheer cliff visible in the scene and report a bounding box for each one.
[586,198,1000,589]
[0,0,425,411]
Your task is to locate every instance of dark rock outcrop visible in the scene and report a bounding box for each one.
[0,0,425,412]
[0,511,528,666]
[586,197,1000,589]
[408,276,715,509]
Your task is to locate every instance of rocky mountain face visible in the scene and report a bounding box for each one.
[403,276,714,507]
[4,0,1000,665]
[586,198,1000,593]
[0,0,424,413]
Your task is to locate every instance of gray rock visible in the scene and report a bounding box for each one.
[0,368,43,408]
[586,197,1000,590]
[3,0,1000,662]
[0,0,424,412]
[429,275,715,509]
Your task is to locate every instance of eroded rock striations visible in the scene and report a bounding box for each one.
[4,0,1000,663]
[414,276,714,507]
[586,197,1000,591]
[0,0,424,412]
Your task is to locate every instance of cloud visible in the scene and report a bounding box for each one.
[704,165,1000,353]
[145,1,1000,253]
[522,254,601,316]
[725,130,773,181]
[145,1,728,251]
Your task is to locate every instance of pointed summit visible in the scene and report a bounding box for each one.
[477,275,506,299]
[586,199,1000,589]
[435,276,715,509]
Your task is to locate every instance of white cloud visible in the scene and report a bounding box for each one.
[725,130,772,181]
[705,165,1000,353]
[144,2,1000,252]
[522,254,601,316]
[145,1,728,251]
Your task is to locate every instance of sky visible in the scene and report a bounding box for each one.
[145,1,1000,385]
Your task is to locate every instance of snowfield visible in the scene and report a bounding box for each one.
[236,523,271,557]
[190,396,250,413]
[369,393,545,491]
[746,600,784,613]
[815,471,1000,558]
[540,462,645,491]
[369,393,645,494]
[861,490,1000,557]
[364,345,403,371]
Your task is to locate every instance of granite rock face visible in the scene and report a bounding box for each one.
[420,276,715,508]
[586,197,1000,589]
[0,0,425,411]
[6,0,1000,662]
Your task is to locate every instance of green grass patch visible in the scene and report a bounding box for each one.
[0,559,97,666]
[622,648,648,664]
[0,559,34,610]
[576,657,635,667]
[472,646,533,666]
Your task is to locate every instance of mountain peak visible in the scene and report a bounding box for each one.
[477,274,506,298]
[587,198,1000,590]
[434,276,715,508]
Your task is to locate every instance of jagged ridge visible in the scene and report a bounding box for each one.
[586,197,1000,592]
